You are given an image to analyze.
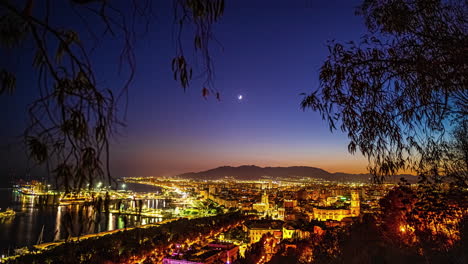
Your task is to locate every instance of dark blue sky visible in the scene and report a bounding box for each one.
[1,0,369,179]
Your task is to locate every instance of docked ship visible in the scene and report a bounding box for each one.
[14,179,50,196]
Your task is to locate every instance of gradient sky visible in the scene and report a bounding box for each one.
[0,0,370,180]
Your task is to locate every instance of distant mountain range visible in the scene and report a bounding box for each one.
[177,165,418,183]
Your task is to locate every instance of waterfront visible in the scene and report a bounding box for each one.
[0,183,172,256]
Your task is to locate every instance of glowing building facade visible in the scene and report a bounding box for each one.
[312,190,360,221]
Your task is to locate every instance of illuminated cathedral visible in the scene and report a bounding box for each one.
[312,190,360,221]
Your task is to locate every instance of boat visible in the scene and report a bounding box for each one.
[0,208,16,218]
[14,179,50,196]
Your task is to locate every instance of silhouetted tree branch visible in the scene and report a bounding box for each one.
[0,0,225,191]
[301,0,467,182]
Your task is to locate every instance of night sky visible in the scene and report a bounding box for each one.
[0,0,369,180]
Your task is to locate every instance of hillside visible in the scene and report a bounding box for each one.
[177,165,417,183]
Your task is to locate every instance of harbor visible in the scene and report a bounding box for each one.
[0,181,189,257]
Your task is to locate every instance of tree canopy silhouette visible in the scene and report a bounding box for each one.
[0,0,225,191]
[301,0,467,182]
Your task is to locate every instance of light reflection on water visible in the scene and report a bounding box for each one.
[0,187,173,255]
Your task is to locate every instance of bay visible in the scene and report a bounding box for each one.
[0,183,171,256]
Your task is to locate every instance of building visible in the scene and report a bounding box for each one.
[200,190,208,199]
[208,185,218,195]
[312,190,360,221]
[282,225,297,239]
[297,189,308,200]
[244,220,283,243]
[283,199,297,208]
[271,207,285,220]
[252,191,269,213]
